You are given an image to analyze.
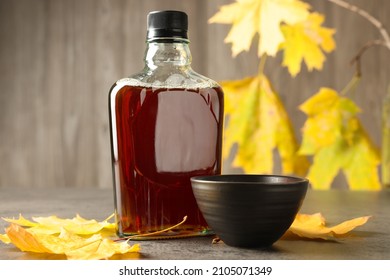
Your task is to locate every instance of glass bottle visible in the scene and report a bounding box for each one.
[382,85,390,188]
[108,10,224,237]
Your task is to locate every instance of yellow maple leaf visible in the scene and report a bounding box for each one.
[0,233,11,244]
[221,75,309,175]
[299,88,381,190]
[287,213,371,240]
[6,224,53,253]
[280,12,336,76]
[341,126,381,190]
[1,214,140,260]
[209,0,310,57]
[3,213,115,235]
[65,236,140,260]
[299,88,359,154]
[2,214,37,227]
[5,224,139,260]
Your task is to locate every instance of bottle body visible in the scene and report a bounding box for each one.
[109,40,224,236]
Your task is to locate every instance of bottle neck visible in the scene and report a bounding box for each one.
[144,39,192,70]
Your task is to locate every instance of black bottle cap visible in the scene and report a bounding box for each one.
[147,10,188,40]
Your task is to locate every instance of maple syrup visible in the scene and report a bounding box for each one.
[109,84,223,235]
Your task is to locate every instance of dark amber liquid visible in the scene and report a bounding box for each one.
[109,84,224,236]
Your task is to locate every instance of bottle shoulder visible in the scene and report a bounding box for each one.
[113,67,221,90]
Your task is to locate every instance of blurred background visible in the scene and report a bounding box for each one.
[0,0,389,189]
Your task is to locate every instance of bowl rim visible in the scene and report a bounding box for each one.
[190,174,309,185]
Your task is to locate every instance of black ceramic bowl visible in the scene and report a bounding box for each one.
[190,174,308,248]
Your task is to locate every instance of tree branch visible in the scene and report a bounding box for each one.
[350,39,387,77]
[327,0,390,50]
[327,0,390,76]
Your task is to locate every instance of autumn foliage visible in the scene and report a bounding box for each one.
[1,213,370,258]
[0,214,139,260]
[210,0,380,190]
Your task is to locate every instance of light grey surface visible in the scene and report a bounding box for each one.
[0,187,389,260]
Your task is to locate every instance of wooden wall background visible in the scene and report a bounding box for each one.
[1,0,389,189]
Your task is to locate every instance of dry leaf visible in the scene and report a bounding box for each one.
[3,213,115,235]
[0,233,11,244]
[1,214,140,260]
[6,224,53,253]
[280,12,336,76]
[299,88,381,190]
[209,0,310,57]
[221,75,309,175]
[287,213,371,240]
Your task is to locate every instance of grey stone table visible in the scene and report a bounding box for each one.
[0,187,389,260]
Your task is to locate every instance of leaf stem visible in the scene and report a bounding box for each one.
[350,40,385,77]
[258,54,267,77]
[340,75,361,96]
[114,216,188,242]
[103,213,115,222]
